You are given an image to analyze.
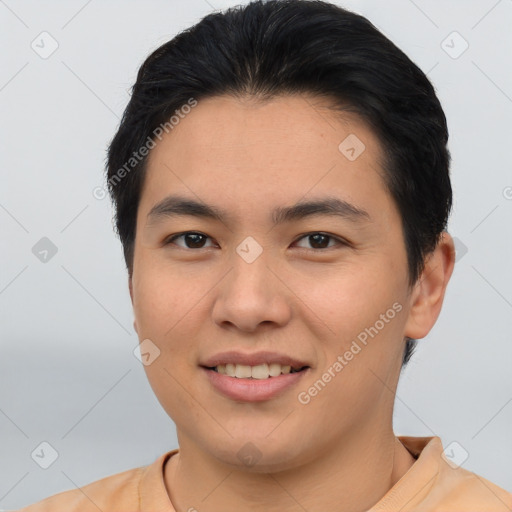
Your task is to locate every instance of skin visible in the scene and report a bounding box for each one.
[129,94,455,512]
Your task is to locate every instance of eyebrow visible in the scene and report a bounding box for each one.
[146,194,370,227]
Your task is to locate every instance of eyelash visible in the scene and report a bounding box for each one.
[163,231,349,251]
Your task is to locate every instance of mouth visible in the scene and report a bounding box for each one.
[203,364,310,402]
[206,363,309,379]
[200,352,311,402]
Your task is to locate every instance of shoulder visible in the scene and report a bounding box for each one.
[17,465,147,512]
[433,465,512,510]
[424,443,512,511]
[397,436,512,510]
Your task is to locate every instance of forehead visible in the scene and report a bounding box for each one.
[138,94,394,226]
[149,93,380,158]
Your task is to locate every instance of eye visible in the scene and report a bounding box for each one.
[293,232,347,250]
[163,231,347,250]
[164,231,216,249]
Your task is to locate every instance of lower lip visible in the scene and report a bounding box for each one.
[202,367,309,402]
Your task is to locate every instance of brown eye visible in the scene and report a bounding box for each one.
[165,232,214,249]
[294,232,345,250]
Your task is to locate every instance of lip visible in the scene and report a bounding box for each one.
[202,366,310,402]
[201,350,310,369]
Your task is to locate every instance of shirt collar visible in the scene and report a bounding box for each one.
[138,437,441,511]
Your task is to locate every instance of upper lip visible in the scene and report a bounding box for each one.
[201,351,310,369]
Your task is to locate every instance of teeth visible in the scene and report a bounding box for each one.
[225,363,236,377]
[251,364,269,380]
[214,363,301,379]
[269,363,282,377]
[235,364,252,378]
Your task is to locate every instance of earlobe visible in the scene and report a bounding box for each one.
[128,276,138,334]
[404,232,455,340]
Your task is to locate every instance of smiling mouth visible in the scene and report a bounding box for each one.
[206,363,309,379]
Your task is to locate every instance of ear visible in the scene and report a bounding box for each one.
[404,231,455,340]
[129,276,138,335]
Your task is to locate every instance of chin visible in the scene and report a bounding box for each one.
[202,435,314,473]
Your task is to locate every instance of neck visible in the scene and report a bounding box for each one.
[164,426,416,512]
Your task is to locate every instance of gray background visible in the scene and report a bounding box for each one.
[1,0,511,509]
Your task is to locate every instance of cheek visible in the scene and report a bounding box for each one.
[290,258,409,400]
[293,270,407,429]
[297,262,405,337]
[131,256,221,385]
[133,262,206,419]
[132,256,204,337]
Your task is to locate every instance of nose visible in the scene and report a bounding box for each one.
[211,253,292,333]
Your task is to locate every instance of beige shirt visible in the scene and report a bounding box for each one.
[18,436,512,511]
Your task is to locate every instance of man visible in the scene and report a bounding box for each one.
[19,0,512,510]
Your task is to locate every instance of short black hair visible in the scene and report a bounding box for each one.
[106,0,452,369]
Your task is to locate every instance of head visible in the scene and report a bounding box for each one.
[106,0,454,469]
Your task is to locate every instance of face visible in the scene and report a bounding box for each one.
[130,94,422,470]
